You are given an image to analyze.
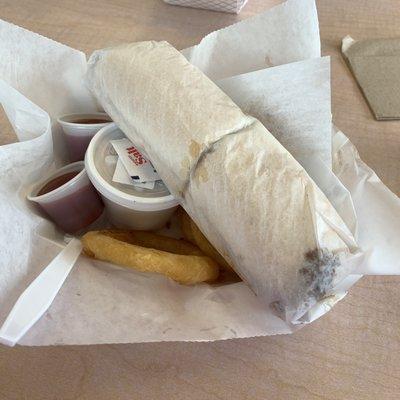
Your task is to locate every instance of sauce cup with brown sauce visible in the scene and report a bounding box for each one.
[28,161,104,234]
[58,113,112,162]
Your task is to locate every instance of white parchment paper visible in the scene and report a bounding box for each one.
[0,0,399,346]
[217,57,332,170]
[182,0,320,80]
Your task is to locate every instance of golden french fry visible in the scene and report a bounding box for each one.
[178,209,236,273]
[99,229,204,256]
[177,207,196,243]
[82,230,219,285]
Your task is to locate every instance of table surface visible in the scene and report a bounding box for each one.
[0,1,399,399]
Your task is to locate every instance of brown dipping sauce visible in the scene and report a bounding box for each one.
[37,171,80,196]
[72,118,111,124]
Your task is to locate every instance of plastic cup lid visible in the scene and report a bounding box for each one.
[85,123,179,211]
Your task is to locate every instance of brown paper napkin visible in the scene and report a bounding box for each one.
[342,36,400,120]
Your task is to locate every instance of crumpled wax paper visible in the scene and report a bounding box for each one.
[0,0,399,346]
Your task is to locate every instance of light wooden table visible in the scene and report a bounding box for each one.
[0,1,399,399]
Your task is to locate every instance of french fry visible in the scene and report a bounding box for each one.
[178,208,196,244]
[178,208,236,273]
[82,230,219,285]
[99,229,204,256]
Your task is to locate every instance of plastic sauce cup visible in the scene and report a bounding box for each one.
[85,123,179,231]
[58,113,112,162]
[28,161,104,234]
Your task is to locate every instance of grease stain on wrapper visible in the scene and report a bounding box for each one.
[181,140,210,188]
[194,164,209,184]
[189,140,201,159]
[180,140,201,183]
[181,157,190,173]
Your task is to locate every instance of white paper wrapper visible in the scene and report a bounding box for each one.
[217,56,332,170]
[0,0,399,346]
[182,0,321,80]
[332,128,400,275]
[215,59,358,238]
[87,40,362,323]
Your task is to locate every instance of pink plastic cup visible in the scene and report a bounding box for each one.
[28,162,104,234]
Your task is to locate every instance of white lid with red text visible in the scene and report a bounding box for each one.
[85,123,179,211]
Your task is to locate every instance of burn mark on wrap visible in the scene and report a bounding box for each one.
[271,248,340,320]
[299,248,339,300]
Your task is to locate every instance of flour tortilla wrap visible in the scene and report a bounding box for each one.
[86,41,360,322]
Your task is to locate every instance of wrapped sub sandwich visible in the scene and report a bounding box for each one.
[86,41,361,322]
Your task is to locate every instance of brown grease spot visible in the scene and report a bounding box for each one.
[264,55,274,67]
[180,157,190,178]
[189,140,201,159]
[196,164,209,183]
